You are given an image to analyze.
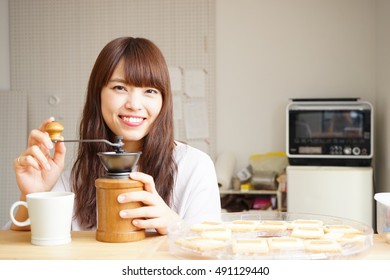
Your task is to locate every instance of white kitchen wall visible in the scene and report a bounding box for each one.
[216,0,377,173]
[375,0,390,193]
[0,93,27,229]
[0,0,10,91]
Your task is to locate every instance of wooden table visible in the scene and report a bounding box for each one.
[0,230,389,260]
[0,230,173,260]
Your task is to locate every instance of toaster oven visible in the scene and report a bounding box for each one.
[286,98,373,166]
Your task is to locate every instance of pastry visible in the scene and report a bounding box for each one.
[324,224,361,234]
[291,226,324,239]
[200,227,232,240]
[305,239,342,253]
[189,221,225,232]
[232,238,269,254]
[256,220,289,232]
[268,237,305,251]
[289,219,323,229]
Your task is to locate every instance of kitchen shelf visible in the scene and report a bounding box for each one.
[219,189,285,212]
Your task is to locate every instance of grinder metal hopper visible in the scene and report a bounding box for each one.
[98,151,141,178]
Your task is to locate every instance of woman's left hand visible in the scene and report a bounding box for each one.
[117,171,180,235]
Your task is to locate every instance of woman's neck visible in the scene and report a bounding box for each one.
[123,140,143,152]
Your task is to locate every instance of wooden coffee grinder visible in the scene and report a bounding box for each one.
[46,121,145,242]
[95,151,145,242]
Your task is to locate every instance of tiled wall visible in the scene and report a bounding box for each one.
[0,93,27,227]
[3,0,216,227]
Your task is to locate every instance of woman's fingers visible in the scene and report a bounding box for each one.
[119,205,154,219]
[16,140,65,172]
[51,140,66,168]
[120,171,180,235]
[117,190,157,205]
[28,129,54,150]
[120,205,179,235]
[132,217,168,232]
[15,154,41,170]
[23,117,66,170]
[129,172,156,193]
[30,145,52,170]
[16,145,52,171]
[28,117,55,148]
[117,191,165,220]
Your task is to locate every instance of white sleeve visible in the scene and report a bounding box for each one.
[52,170,71,192]
[173,145,222,225]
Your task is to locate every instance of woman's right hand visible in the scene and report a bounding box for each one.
[14,117,66,196]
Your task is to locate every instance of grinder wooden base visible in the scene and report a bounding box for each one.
[96,229,146,243]
[95,177,145,243]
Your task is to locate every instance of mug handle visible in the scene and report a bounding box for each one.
[9,201,30,227]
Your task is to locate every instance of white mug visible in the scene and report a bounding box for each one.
[10,191,75,246]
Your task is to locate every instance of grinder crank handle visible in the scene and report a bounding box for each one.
[44,121,125,152]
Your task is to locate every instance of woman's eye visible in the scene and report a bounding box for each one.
[113,85,126,91]
[145,88,159,94]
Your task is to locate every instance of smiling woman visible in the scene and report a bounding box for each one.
[9,37,222,235]
[101,59,163,149]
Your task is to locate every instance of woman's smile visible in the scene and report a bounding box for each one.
[120,115,145,127]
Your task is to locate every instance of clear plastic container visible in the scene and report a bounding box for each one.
[168,212,373,260]
[374,193,390,244]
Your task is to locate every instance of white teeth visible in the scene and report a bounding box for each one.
[123,116,143,124]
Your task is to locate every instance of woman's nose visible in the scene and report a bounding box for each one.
[125,89,142,110]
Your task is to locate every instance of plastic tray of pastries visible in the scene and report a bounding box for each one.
[168,212,373,259]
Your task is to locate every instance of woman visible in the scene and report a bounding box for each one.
[11,37,221,235]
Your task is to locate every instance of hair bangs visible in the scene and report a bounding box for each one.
[122,42,166,93]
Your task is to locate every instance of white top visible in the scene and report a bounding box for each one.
[51,141,222,230]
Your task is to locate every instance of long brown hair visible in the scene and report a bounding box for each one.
[71,37,176,229]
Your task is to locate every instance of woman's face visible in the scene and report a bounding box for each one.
[101,60,163,151]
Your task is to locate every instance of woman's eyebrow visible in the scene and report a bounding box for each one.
[108,78,127,83]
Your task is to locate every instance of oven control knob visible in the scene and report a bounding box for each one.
[343,147,352,155]
[352,147,361,155]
